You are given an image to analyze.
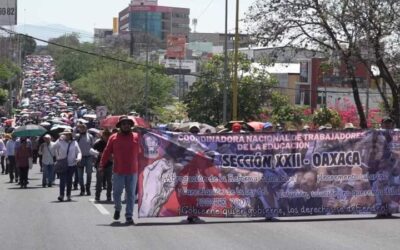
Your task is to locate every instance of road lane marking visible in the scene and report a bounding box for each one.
[89,199,110,215]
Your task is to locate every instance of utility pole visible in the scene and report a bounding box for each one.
[222,0,228,123]
[144,11,149,120]
[130,29,134,57]
[232,0,239,120]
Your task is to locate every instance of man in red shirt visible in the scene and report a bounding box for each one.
[100,116,140,225]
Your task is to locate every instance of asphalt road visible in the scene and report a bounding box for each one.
[0,165,399,250]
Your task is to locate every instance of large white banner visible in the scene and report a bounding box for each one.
[0,0,17,25]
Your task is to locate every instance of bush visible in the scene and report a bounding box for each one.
[312,107,341,128]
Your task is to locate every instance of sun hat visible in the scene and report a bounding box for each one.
[263,122,273,129]
[344,123,355,129]
[60,128,73,135]
[116,116,134,128]
[381,117,394,123]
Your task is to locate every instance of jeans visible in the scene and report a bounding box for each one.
[78,156,93,192]
[7,156,16,181]
[42,164,54,185]
[59,166,76,197]
[96,166,112,199]
[1,156,5,173]
[19,167,29,186]
[32,149,39,164]
[113,173,138,219]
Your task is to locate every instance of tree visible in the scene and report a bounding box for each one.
[0,88,8,105]
[20,35,36,58]
[72,63,174,115]
[154,101,189,124]
[48,33,80,61]
[312,107,342,128]
[269,92,307,129]
[246,0,400,128]
[184,54,278,126]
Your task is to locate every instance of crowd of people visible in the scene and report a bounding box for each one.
[0,55,398,227]
[0,55,140,225]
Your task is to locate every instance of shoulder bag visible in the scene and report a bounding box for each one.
[54,142,71,174]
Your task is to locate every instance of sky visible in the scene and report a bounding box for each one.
[16,0,254,37]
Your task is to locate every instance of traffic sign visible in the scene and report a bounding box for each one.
[0,0,17,26]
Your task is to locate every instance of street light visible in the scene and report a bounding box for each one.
[222,0,228,123]
[232,0,239,120]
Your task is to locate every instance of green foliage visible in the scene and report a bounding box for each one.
[184,53,277,126]
[269,91,306,127]
[0,60,21,92]
[48,33,80,61]
[20,35,36,57]
[0,88,8,105]
[154,101,188,123]
[312,107,342,128]
[72,63,174,115]
[0,60,20,82]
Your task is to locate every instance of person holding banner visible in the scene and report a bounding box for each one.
[100,116,139,225]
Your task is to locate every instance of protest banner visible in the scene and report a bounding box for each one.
[138,129,400,218]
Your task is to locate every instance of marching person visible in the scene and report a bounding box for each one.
[6,135,18,183]
[0,134,6,174]
[54,129,82,202]
[15,137,32,188]
[31,136,40,165]
[91,129,113,202]
[100,116,140,225]
[38,134,56,187]
[76,123,95,196]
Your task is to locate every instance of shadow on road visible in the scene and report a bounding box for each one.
[97,222,135,227]
[94,200,114,205]
[133,219,264,226]
[49,200,78,203]
[275,215,400,223]
[8,186,42,190]
[127,215,400,226]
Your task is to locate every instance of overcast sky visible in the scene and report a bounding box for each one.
[16,0,254,35]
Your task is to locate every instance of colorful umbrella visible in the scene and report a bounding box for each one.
[100,115,150,129]
[12,125,47,137]
[247,121,265,132]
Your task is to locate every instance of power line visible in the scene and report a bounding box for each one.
[197,0,215,19]
[0,26,160,70]
[0,27,387,96]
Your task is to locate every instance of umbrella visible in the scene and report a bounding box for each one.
[77,118,88,124]
[88,128,100,135]
[247,121,265,132]
[40,122,51,127]
[12,125,47,137]
[83,114,97,119]
[178,122,217,133]
[178,122,201,132]
[199,123,216,133]
[221,121,255,133]
[49,124,72,135]
[50,124,72,131]
[4,119,14,126]
[100,115,150,129]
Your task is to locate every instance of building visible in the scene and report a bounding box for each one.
[159,59,197,99]
[251,63,300,105]
[296,58,387,112]
[189,32,251,50]
[94,28,113,44]
[118,0,190,48]
[240,46,325,63]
